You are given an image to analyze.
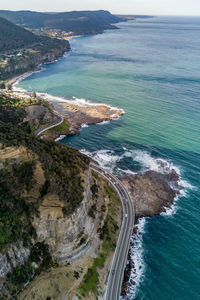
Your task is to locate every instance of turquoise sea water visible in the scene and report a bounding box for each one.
[19,17,200,299]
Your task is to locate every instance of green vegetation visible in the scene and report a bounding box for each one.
[0,171,36,252]
[49,121,69,132]
[0,10,122,35]
[0,16,39,52]
[0,93,52,129]
[0,93,27,126]
[0,92,89,225]
[78,234,88,247]
[12,160,36,191]
[88,204,97,219]
[79,178,121,297]
[0,92,90,297]
[0,81,5,89]
[32,91,36,98]
[0,121,89,214]
[0,16,70,80]
[2,242,56,299]
[7,83,12,90]
[79,254,104,296]
[43,120,70,137]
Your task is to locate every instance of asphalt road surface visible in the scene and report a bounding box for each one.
[90,162,135,300]
[36,111,63,136]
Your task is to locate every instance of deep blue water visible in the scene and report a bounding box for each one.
[19,16,200,299]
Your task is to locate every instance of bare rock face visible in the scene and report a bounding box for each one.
[0,242,30,289]
[24,104,58,129]
[122,170,181,218]
[32,168,95,259]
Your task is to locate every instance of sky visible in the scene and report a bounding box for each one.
[0,0,200,16]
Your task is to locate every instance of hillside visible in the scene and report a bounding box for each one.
[0,16,70,80]
[0,10,122,35]
[0,16,40,52]
[0,93,122,299]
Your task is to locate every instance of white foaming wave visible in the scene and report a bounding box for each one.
[118,168,137,176]
[97,120,110,126]
[124,149,195,216]
[81,149,123,172]
[160,196,178,216]
[34,93,124,115]
[122,218,146,300]
[71,96,125,113]
[12,75,125,116]
[55,135,66,142]
[84,147,194,217]
[81,123,89,128]
[127,149,181,175]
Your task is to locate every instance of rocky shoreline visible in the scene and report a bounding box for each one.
[39,93,124,137]
[120,167,182,298]
[122,168,181,218]
[5,73,124,140]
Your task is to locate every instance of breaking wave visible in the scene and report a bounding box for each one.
[81,147,194,299]
[121,218,146,300]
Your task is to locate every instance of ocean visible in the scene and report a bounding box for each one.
[18,16,200,299]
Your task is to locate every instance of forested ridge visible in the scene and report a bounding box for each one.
[0,16,40,52]
[0,10,122,35]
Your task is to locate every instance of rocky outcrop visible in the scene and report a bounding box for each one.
[32,168,95,259]
[121,169,182,298]
[39,94,124,136]
[122,169,181,218]
[0,242,30,289]
[24,104,58,130]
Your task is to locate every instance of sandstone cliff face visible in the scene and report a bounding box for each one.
[32,168,95,259]
[24,104,58,130]
[1,42,70,80]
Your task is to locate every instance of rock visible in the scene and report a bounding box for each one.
[32,168,95,259]
[0,242,30,288]
[43,97,124,136]
[24,105,57,128]
[122,170,181,218]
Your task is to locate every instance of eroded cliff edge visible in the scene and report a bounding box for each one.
[0,93,122,299]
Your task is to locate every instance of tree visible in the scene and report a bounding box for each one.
[32,91,36,98]
[0,82,5,89]
[7,84,12,90]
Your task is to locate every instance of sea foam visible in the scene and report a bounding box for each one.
[81,147,195,299]
[121,217,146,300]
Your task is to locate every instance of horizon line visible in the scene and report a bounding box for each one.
[0,8,200,17]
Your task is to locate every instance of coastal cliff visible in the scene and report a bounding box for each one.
[0,93,122,299]
[0,39,70,80]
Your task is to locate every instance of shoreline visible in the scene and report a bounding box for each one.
[8,59,125,139]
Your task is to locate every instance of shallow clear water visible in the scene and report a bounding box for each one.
[19,16,200,299]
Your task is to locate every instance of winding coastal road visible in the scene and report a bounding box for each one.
[36,113,134,299]
[90,162,135,300]
[36,111,64,136]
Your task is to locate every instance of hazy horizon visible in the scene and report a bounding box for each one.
[0,0,200,17]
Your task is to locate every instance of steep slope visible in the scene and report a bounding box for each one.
[0,94,89,296]
[0,93,122,299]
[0,10,123,34]
[0,16,40,52]
[0,17,70,80]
